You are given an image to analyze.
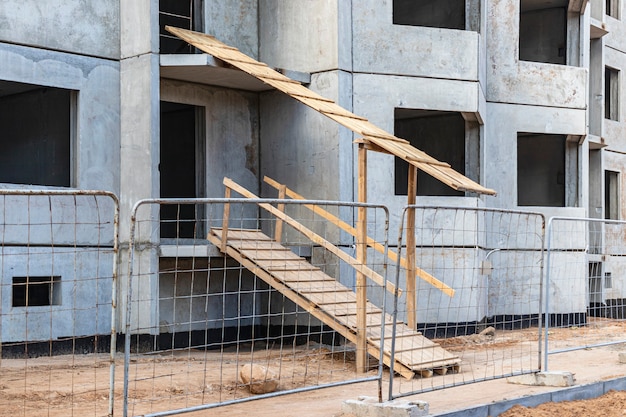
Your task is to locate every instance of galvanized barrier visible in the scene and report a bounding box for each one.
[0,190,119,417]
[124,195,390,416]
[544,217,626,370]
[389,206,545,399]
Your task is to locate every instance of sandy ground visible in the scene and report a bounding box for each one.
[3,320,626,417]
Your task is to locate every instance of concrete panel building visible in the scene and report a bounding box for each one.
[1,0,625,346]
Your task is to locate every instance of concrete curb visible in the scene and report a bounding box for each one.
[430,376,626,417]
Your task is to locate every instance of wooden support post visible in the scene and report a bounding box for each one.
[221,186,231,253]
[406,164,417,330]
[274,184,287,242]
[356,144,368,373]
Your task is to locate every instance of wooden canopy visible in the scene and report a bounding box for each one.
[166,26,496,196]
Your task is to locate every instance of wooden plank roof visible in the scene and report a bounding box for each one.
[166,26,496,196]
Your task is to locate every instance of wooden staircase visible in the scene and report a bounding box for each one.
[207,227,461,379]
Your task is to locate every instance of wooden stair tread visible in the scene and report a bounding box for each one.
[207,227,461,378]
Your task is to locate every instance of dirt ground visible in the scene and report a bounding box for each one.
[3,320,626,417]
[498,390,626,417]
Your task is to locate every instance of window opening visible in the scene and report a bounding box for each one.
[395,110,466,196]
[160,101,206,239]
[393,0,466,30]
[607,0,620,18]
[519,0,567,65]
[159,0,203,53]
[588,262,604,316]
[12,276,62,307]
[605,170,619,219]
[0,81,75,187]
[517,133,566,206]
[605,66,620,121]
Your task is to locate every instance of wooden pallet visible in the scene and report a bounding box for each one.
[207,227,461,379]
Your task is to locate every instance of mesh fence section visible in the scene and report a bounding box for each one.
[544,217,626,370]
[0,191,119,417]
[124,196,389,416]
[389,206,545,398]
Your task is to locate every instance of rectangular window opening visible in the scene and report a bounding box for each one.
[393,0,467,30]
[519,0,567,65]
[0,81,75,187]
[394,110,467,197]
[607,0,620,18]
[12,276,62,307]
[159,0,204,54]
[605,66,620,121]
[160,101,206,240]
[605,170,619,219]
[517,133,567,207]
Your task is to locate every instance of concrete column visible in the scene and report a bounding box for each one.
[119,0,160,334]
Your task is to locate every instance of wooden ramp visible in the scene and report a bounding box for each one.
[207,227,461,379]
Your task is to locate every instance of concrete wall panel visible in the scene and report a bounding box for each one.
[352,0,479,80]
[603,47,626,152]
[161,79,260,199]
[207,0,259,59]
[1,248,113,342]
[484,102,586,211]
[0,0,119,60]
[0,43,120,194]
[259,0,338,72]
[486,0,587,108]
[260,71,344,201]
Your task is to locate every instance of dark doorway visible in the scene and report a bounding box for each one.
[160,101,205,239]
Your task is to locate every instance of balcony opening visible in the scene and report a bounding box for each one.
[517,133,574,207]
[0,81,75,187]
[395,110,469,197]
[519,0,567,65]
[393,0,467,30]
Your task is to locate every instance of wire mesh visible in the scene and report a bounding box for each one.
[389,206,545,398]
[124,197,389,416]
[544,217,626,370]
[0,190,119,417]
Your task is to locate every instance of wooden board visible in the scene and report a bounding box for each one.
[165,26,496,196]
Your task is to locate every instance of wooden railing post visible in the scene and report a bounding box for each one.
[406,164,417,330]
[221,186,231,253]
[274,184,287,242]
[263,175,454,297]
[356,144,368,373]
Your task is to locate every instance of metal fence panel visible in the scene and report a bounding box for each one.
[544,217,626,370]
[124,197,389,416]
[389,206,545,399]
[0,190,119,417]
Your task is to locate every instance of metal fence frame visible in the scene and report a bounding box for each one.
[389,206,546,399]
[544,216,626,371]
[124,197,391,416]
[0,189,119,417]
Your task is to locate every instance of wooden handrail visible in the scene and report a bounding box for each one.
[222,177,399,296]
[263,176,455,297]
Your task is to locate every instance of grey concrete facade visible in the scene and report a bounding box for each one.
[1,0,626,342]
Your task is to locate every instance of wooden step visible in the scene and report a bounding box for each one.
[207,227,461,379]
